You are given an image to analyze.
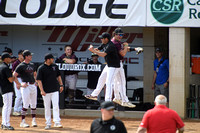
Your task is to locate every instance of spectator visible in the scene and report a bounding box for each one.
[136,95,184,133]
[37,53,64,129]
[90,101,127,133]
[58,45,78,104]
[12,50,24,116]
[152,48,169,100]
[0,53,15,130]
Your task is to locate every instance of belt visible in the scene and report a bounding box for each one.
[26,82,35,85]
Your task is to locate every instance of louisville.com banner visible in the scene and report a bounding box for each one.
[147,0,200,27]
[0,0,146,26]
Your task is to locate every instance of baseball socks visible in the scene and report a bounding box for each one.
[20,108,29,128]
[31,108,37,127]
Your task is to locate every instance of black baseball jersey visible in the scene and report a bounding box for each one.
[0,62,14,94]
[90,117,127,133]
[98,41,120,68]
[36,63,61,93]
[15,62,36,83]
[87,60,102,89]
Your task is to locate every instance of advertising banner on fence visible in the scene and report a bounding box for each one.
[0,0,146,26]
[147,0,200,27]
[0,25,143,76]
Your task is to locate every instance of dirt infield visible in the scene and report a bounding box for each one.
[0,115,200,133]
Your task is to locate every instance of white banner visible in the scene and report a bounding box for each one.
[147,0,200,27]
[0,0,146,26]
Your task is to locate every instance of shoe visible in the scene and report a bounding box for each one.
[13,112,20,116]
[113,98,122,105]
[44,125,51,130]
[1,124,3,129]
[54,123,63,128]
[20,121,29,128]
[122,102,136,108]
[32,120,37,127]
[2,125,15,130]
[84,95,98,101]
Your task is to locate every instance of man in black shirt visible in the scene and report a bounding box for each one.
[87,32,120,101]
[36,53,64,130]
[0,53,15,130]
[90,101,127,133]
[13,50,37,128]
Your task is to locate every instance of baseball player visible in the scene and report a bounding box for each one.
[88,32,120,101]
[36,53,64,130]
[13,50,37,128]
[12,50,24,116]
[85,28,143,107]
[0,53,15,130]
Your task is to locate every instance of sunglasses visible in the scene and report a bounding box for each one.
[117,34,124,37]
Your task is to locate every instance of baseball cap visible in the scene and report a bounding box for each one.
[98,32,111,40]
[18,49,24,55]
[114,28,124,34]
[23,50,33,57]
[1,52,12,60]
[101,101,115,110]
[156,47,163,53]
[44,53,54,60]
[91,53,98,57]
[3,47,12,54]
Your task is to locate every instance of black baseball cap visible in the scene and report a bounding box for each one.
[156,48,163,53]
[18,49,24,55]
[3,47,12,54]
[114,28,124,34]
[98,32,111,40]
[44,53,54,60]
[101,101,115,110]
[1,52,12,60]
[23,50,33,57]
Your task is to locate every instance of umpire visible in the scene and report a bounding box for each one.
[0,53,15,130]
[36,53,64,130]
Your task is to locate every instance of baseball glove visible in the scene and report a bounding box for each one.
[135,47,143,54]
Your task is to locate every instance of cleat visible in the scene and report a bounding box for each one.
[32,120,37,127]
[4,126,14,130]
[84,95,98,101]
[44,125,51,130]
[122,102,136,108]
[20,121,29,128]
[13,112,21,116]
[113,98,122,105]
[54,123,63,128]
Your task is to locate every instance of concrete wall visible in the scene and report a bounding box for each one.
[143,27,155,103]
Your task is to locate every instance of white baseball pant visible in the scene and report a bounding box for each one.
[91,65,108,96]
[105,67,120,101]
[2,92,13,126]
[114,61,129,102]
[13,78,23,112]
[65,74,77,90]
[21,83,37,109]
[42,91,61,126]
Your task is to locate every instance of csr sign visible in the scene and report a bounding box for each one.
[151,0,184,24]
[0,0,128,19]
